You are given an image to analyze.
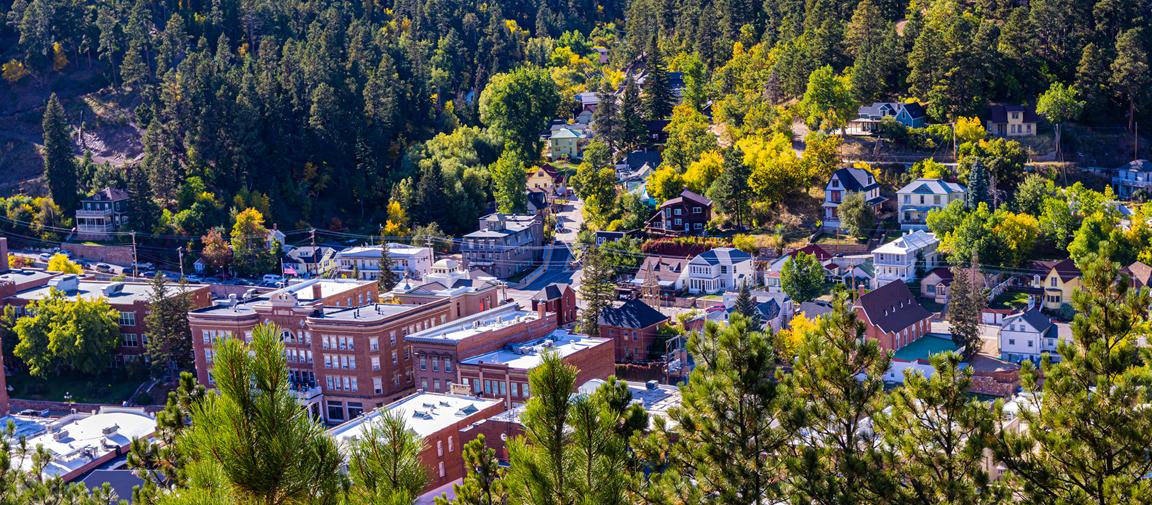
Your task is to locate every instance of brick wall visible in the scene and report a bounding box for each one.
[418,400,505,490]
[61,243,137,265]
[600,322,664,363]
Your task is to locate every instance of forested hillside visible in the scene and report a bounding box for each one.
[1,0,1149,239]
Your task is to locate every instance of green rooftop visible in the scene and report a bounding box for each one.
[893,334,958,362]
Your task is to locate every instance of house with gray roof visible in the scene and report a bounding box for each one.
[999,310,1061,363]
[822,167,887,231]
[851,101,928,132]
[461,213,544,279]
[684,247,753,294]
[896,178,966,229]
[1112,159,1152,199]
[871,230,939,288]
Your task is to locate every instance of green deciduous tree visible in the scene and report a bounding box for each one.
[11,288,119,377]
[1035,82,1085,160]
[491,150,528,214]
[800,65,855,132]
[42,93,78,213]
[781,251,825,302]
[661,104,718,171]
[479,67,562,158]
[837,191,876,239]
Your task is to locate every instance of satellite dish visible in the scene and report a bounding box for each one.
[500,433,507,441]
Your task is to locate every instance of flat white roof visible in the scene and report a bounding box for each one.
[329,393,500,444]
[872,230,938,255]
[459,329,610,370]
[2,408,156,479]
[405,304,535,343]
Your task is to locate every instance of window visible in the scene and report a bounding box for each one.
[1027,340,1033,348]
[692,206,702,214]
[122,333,139,347]
[119,311,136,326]
[391,351,398,365]
[438,462,445,478]
[421,379,428,390]
[371,356,381,371]
[1008,339,1016,346]
[373,377,383,394]
[448,436,454,453]
[419,355,427,370]
[444,360,452,372]
[432,357,439,372]
[673,208,682,215]
[1050,277,1057,287]
[370,337,379,351]
[204,349,214,364]
[434,379,441,391]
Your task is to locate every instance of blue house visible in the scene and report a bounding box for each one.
[852,101,929,132]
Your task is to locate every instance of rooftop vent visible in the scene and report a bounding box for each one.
[102,282,125,296]
[101,424,120,435]
[646,380,658,391]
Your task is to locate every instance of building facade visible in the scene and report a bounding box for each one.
[822,168,886,230]
[896,179,966,229]
[335,244,434,281]
[646,190,712,236]
[985,104,1038,137]
[871,230,939,288]
[854,281,933,352]
[75,188,130,240]
[684,247,754,294]
[461,213,544,279]
[1112,159,1152,199]
[999,310,1058,362]
[1031,259,1081,311]
[530,283,577,327]
[598,299,670,363]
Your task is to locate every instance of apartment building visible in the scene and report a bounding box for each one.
[329,392,504,490]
[335,243,434,281]
[871,230,939,288]
[3,275,212,361]
[461,213,544,279]
[75,188,130,240]
[896,179,966,229]
[189,278,497,423]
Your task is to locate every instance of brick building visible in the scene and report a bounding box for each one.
[3,275,212,361]
[329,392,504,490]
[530,283,576,327]
[405,303,558,395]
[458,329,614,408]
[189,278,499,423]
[854,281,933,352]
[598,299,670,363]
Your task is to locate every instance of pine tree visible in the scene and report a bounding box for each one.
[619,74,647,151]
[125,164,158,233]
[947,254,983,358]
[377,235,399,293]
[966,157,991,209]
[578,245,616,338]
[654,314,788,502]
[347,409,428,503]
[592,80,623,156]
[785,293,893,503]
[435,434,507,505]
[875,352,1006,503]
[144,274,195,379]
[641,37,674,121]
[178,323,346,503]
[993,245,1152,503]
[414,162,447,226]
[41,93,78,213]
[711,147,751,229]
[732,282,761,327]
[127,372,204,501]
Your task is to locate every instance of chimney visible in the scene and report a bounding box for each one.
[312,282,324,302]
[0,237,8,274]
[536,300,548,321]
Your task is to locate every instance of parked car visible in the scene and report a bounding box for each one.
[262,274,284,284]
[38,253,52,262]
[95,263,113,273]
[184,275,203,283]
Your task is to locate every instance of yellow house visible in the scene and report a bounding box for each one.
[1031,259,1080,311]
[986,104,1038,137]
[527,164,564,197]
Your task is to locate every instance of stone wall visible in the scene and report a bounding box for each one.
[62,243,136,265]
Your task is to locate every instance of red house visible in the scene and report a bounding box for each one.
[531,283,577,327]
[598,299,670,363]
[854,281,933,352]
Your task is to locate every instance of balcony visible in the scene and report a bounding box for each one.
[76,208,114,218]
[292,385,323,402]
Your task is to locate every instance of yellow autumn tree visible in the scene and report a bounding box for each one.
[46,253,82,274]
[954,116,986,144]
[383,200,410,237]
[2,59,30,83]
[52,42,68,71]
[739,133,804,205]
[683,150,724,194]
[648,166,685,202]
[777,314,818,359]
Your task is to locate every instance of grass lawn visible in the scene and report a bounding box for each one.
[7,371,147,404]
[990,291,1031,311]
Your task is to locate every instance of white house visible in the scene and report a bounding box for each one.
[896,178,966,230]
[999,310,1060,363]
[335,244,434,281]
[764,244,833,294]
[871,230,939,288]
[685,247,754,294]
[822,168,886,231]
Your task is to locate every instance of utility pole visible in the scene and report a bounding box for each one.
[177,246,185,279]
[310,228,317,277]
[131,232,138,277]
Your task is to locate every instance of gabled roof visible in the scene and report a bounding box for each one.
[1003,309,1054,334]
[858,102,900,118]
[84,187,130,202]
[857,281,932,334]
[599,299,669,329]
[924,267,954,283]
[287,246,335,263]
[897,178,966,196]
[986,104,1040,124]
[658,189,712,210]
[550,127,584,140]
[634,255,688,284]
[899,102,926,119]
[794,244,833,262]
[1119,159,1152,173]
[527,191,549,212]
[872,230,938,255]
[1047,258,1081,283]
[532,283,571,302]
[693,247,752,266]
[620,150,662,172]
[829,167,879,192]
[1124,261,1152,288]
